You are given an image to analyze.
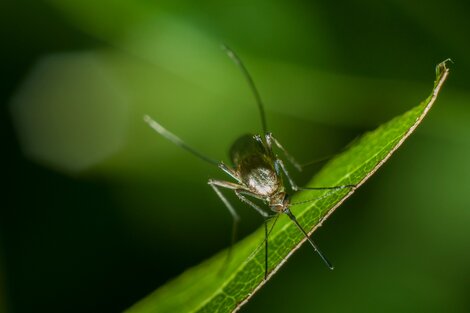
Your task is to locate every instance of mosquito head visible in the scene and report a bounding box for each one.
[269,192,290,213]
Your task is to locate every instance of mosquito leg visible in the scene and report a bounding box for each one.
[298,185,356,191]
[234,190,270,218]
[275,158,355,192]
[283,208,334,270]
[267,133,358,189]
[275,158,301,191]
[264,220,268,279]
[300,135,361,168]
[144,115,219,166]
[245,215,280,280]
[234,189,279,280]
[266,133,302,172]
[208,179,244,232]
[300,154,334,168]
[208,179,244,272]
[262,214,281,279]
[247,214,279,260]
[289,187,351,206]
[218,162,242,183]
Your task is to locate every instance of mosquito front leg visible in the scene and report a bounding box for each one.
[266,133,302,171]
[275,158,355,192]
[218,162,242,183]
[208,179,245,272]
[234,190,270,218]
[208,179,242,223]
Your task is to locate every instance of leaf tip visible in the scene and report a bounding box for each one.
[436,58,452,76]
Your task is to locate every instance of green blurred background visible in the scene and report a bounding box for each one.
[1,0,469,312]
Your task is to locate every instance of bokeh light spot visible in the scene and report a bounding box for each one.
[9,51,129,173]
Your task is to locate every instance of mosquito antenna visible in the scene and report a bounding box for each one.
[221,44,268,135]
[144,115,220,166]
[283,208,334,270]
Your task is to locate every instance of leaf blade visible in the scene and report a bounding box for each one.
[126,60,450,313]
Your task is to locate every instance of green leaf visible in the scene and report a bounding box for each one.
[126,60,450,313]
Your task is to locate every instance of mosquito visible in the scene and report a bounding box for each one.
[144,45,355,279]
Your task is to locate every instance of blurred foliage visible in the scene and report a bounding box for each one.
[1,0,469,313]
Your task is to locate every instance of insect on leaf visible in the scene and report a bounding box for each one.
[126,60,450,313]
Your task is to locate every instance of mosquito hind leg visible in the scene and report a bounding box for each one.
[266,133,303,171]
[267,133,356,192]
[275,158,355,192]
